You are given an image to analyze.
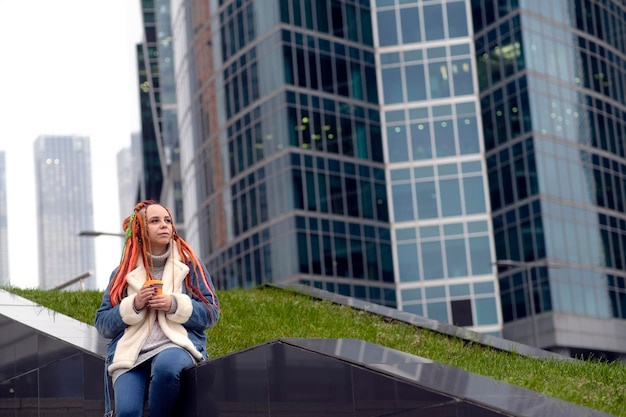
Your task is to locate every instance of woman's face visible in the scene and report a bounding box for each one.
[144,204,173,255]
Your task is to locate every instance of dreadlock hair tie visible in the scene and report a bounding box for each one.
[125,210,136,242]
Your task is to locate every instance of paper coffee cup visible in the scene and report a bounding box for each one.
[144,279,163,295]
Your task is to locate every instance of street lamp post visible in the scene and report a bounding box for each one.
[53,271,92,291]
[78,230,126,291]
[79,230,125,238]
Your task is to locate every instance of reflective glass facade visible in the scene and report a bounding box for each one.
[140,0,185,226]
[473,0,626,357]
[172,0,397,307]
[168,0,626,357]
[374,0,500,335]
[136,37,163,201]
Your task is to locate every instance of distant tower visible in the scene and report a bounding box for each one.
[0,151,8,286]
[116,132,142,225]
[34,135,96,290]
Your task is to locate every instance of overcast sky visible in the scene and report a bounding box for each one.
[0,1,143,289]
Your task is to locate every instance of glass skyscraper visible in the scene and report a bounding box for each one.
[136,15,164,203]
[172,0,396,307]
[374,0,500,335]
[138,0,186,234]
[156,0,626,359]
[472,0,626,358]
[34,135,96,290]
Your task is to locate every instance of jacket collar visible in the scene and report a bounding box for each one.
[125,240,190,294]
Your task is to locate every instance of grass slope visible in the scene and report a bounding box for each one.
[4,285,625,416]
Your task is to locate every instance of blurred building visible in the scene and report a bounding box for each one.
[0,151,8,286]
[136,35,163,203]
[117,132,143,225]
[137,0,185,236]
[136,0,626,359]
[33,135,96,290]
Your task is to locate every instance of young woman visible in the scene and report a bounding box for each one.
[95,200,220,417]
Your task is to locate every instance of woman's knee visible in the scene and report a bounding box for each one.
[151,348,194,380]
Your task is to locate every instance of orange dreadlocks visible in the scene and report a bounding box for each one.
[108,200,218,316]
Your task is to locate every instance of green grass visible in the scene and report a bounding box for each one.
[4,285,626,416]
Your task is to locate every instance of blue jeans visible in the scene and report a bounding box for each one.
[113,347,195,417]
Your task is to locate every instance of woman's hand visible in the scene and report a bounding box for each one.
[134,285,156,310]
[148,294,173,311]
